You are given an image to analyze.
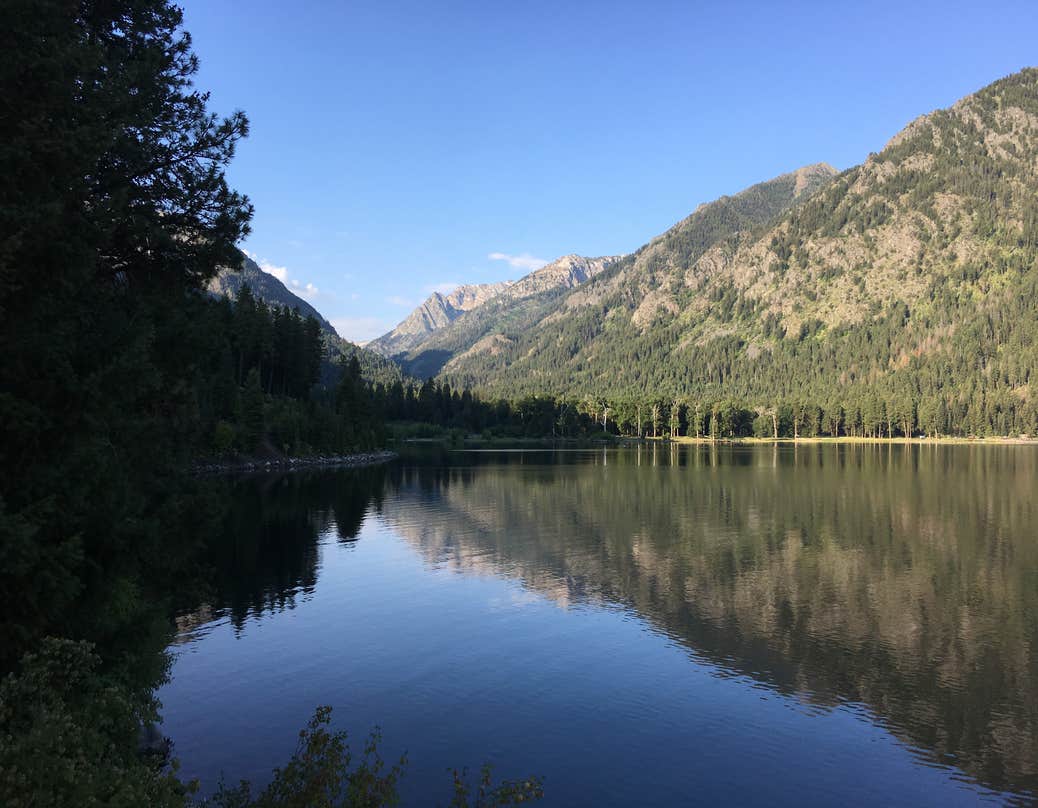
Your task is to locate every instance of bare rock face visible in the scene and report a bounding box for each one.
[368,281,513,356]
[439,283,515,317]
[793,162,838,196]
[368,255,619,361]
[500,254,617,299]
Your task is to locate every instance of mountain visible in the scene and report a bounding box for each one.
[437,162,836,388]
[209,253,335,333]
[438,69,1038,435]
[210,252,404,386]
[367,281,513,357]
[372,254,620,378]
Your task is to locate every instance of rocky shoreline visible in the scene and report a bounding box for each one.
[193,450,398,475]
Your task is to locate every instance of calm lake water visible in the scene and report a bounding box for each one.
[160,444,1038,806]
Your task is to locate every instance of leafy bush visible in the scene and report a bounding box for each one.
[0,639,187,808]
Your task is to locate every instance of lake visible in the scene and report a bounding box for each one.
[159,444,1038,805]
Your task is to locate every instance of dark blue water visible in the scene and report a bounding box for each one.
[159,445,1038,805]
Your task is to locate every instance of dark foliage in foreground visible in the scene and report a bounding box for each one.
[0,2,538,805]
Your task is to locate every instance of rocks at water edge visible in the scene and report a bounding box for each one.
[193,450,398,475]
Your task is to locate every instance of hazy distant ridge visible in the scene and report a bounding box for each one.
[367,281,513,357]
[368,253,620,376]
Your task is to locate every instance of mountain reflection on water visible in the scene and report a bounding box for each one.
[170,444,1038,804]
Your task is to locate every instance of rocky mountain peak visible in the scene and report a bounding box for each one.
[793,162,838,195]
[367,280,513,357]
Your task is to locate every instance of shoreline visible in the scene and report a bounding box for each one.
[668,436,1037,446]
[399,435,1036,448]
[193,450,399,475]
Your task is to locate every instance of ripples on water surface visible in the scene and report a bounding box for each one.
[160,444,1038,806]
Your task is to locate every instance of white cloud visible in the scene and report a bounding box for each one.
[424,281,461,295]
[288,280,320,299]
[330,316,391,343]
[488,252,549,271]
[243,248,316,292]
[258,262,288,282]
[386,295,415,307]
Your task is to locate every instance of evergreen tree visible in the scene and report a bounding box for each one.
[1,0,251,667]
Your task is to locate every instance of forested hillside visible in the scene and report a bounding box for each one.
[438,71,1038,438]
[211,252,404,387]
[211,252,336,330]
[436,163,836,392]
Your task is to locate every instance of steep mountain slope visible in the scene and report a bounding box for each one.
[210,253,334,332]
[210,252,404,386]
[397,254,620,377]
[440,69,1038,434]
[367,281,512,357]
[440,162,837,389]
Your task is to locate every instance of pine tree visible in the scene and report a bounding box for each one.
[1,0,252,667]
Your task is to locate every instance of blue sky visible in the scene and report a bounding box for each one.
[181,0,1038,343]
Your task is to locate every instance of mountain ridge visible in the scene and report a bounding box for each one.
[430,68,1038,437]
[437,160,838,385]
[367,281,513,357]
[227,68,1038,436]
[369,253,622,377]
[210,252,404,386]
[209,253,336,334]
